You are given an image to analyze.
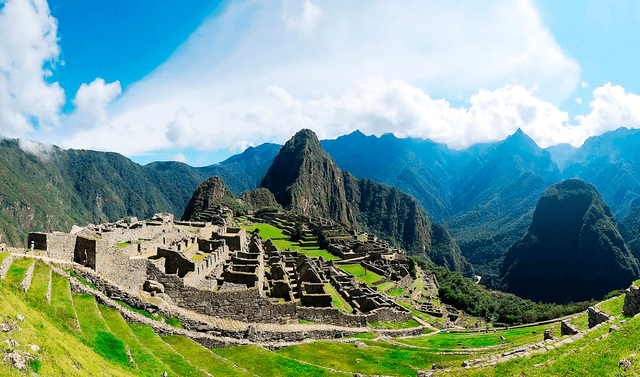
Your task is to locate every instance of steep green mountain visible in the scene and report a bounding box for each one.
[564,127,640,218]
[501,179,640,303]
[618,205,640,262]
[261,129,471,274]
[0,137,280,246]
[545,143,577,170]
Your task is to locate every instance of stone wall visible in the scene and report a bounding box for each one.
[44,233,76,261]
[588,306,612,328]
[623,285,640,317]
[95,243,148,290]
[147,263,297,323]
[296,305,412,327]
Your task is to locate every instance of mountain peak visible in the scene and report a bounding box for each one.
[497,128,542,155]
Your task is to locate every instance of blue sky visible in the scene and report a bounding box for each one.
[3,0,640,166]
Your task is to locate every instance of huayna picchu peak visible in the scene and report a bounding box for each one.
[261,129,471,274]
[501,179,640,303]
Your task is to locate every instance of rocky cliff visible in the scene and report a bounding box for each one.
[500,179,640,303]
[181,176,235,221]
[261,129,471,274]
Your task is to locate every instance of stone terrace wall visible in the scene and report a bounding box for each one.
[44,233,76,261]
[296,304,412,327]
[147,263,297,323]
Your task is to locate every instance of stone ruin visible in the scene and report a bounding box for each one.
[588,307,613,328]
[623,284,640,317]
[25,208,412,328]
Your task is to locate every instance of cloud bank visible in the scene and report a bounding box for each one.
[4,0,640,162]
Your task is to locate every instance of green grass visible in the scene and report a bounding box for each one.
[70,270,97,289]
[243,223,288,239]
[324,283,353,313]
[4,257,33,288]
[0,252,9,265]
[162,335,253,376]
[387,288,406,297]
[128,323,206,376]
[337,264,383,286]
[115,241,132,248]
[72,293,131,367]
[396,322,559,349]
[346,332,378,339]
[368,319,421,329]
[99,305,176,377]
[455,315,640,376]
[214,344,341,377]
[276,340,468,375]
[191,253,206,261]
[376,281,395,292]
[596,294,625,317]
[0,280,134,376]
[26,259,50,304]
[116,300,183,328]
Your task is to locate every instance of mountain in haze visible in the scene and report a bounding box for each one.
[618,205,640,262]
[322,130,456,221]
[0,137,279,245]
[563,127,640,218]
[262,129,471,274]
[545,143,577,170]
[500,179,639,303]
[446,129,562,273]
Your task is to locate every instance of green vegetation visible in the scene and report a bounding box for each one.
[128,323,206,376]
[397,323,558,349]
[214,344,339,377]
[596,294,625,317]
[324,283,353,312]
[376,281,395,292]
[72,293,131,367]
[410,257,593,325]
[337,264,383,286]
[387,288,406,297]
[346,332,377,339]
[162,335,253,376]
[70,270,97,289]
[116,300,183,328]
[368,319,421,329]
[5,257,33,288]
[276,340,468,375]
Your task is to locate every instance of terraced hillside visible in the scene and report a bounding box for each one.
[1,252,639,376]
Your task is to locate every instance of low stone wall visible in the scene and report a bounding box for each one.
[588,306,612,328]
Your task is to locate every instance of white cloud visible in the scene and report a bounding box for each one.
[71,78,122,127]
[18,138,54,160]
[575,97,582,104]
[0,0,65,137]
[582,81,589,89]
[284,0,322,37]
[62,0,581,157]
[172,153,188,163]
[575,83,640,140]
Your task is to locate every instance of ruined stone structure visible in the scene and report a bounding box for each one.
[26,208,413,329]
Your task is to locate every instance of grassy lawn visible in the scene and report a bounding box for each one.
[214,344,341,377]
[454,316,640,376]
[324,283,353,312]
[72,293,132,369]
[338,264,383,286]
[272,239,338,260]
[387,288,406,297]
[0,283,133,376]
[100,305,175,377]
[347,332,378,339]
[4,257,33,288]
[162,335,253,376]
[368,319,421,329]
[243,223,288,239]
[276,340,468,375]
[596,294,625,317]
[49,272,80,334]
[376,282,396,292]
[0,252,8,265]
[396,322,559,349]
[26,259,50,303]
[128,323,206,376]
[570,311,588,330]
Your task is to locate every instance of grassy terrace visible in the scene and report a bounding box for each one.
[129,323,206,376]
[396,322,561,349]
[240,220,339,260]
[337,263,384,286]
[324,282,353,312]
[214,344,343,377]
[276,340,469,375]
[5,257,33,287]
[162,335,253,377]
